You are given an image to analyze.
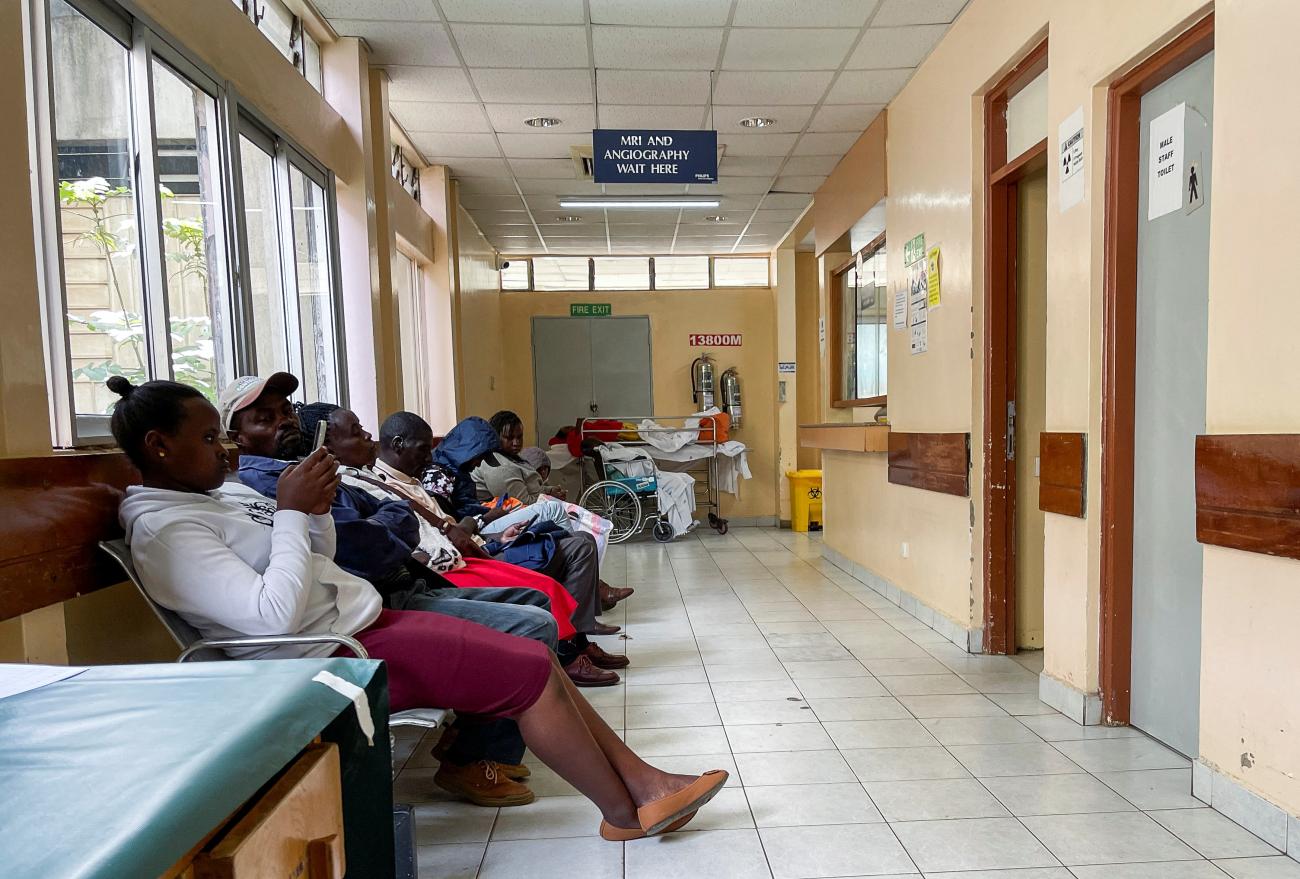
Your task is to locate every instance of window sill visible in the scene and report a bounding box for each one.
[798,423,890,453]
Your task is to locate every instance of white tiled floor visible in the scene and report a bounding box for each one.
[393,528,1299,879]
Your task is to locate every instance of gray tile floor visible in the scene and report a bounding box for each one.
[392,528,1299,878]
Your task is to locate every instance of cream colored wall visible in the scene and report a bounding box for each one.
[453,205,506,419]
[773,250,798,521]
[1198,0,1300,817]
[494,289,779,521]
[793,252,822,471]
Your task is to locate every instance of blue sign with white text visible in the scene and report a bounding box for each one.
[592,129,718,184]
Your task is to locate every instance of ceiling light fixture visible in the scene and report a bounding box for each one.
[524,116,563,128]
[739,116,777,128]
[555,215,583,222]
[704,216,727,222]
[558,198,721,209]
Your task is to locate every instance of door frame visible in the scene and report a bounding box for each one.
[1099,14,1214,723]
[982,40,1049,655]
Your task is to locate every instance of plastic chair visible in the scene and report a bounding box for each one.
[99,539,451,734]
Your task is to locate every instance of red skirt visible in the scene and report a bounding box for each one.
[443,557,579,640]
[351,609,553,717]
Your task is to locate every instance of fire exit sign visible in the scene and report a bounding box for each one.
[571,303,612,317]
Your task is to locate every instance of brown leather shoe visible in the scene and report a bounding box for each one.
[583,641,630,670]
[494,761,530,780]
[600,581,635,612]
[434,760,535,807]
[591,621,621,636]
[565,654,621,687]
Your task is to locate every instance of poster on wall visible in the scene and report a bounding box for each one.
[926,246,942,308]
[892,284,907,330]
[908,259,928,355]
[1147,102,1185,220]
[1059,106,1085,212]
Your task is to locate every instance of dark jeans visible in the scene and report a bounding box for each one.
[531,533,601,634]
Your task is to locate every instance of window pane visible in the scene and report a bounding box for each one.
[533,256,590,291]
[51,0,148,415]
[500,259,529,290]
[289,166,339,403]
[153,61,229,402]
[395,252,424,412]
[653,256,709,290]
[856,247,888,399]
[239,136,290,378]
[594,257,649,290]
[258,0,295,65]
[713,256,769,287]
[839,269,858,401]
[302,31,323,92]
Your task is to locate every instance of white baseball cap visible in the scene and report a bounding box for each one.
[217,372,299,433]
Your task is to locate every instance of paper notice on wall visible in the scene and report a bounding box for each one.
[926,246,941,308]
[1058,106,1085,212]
[1148,102,1185,220]
[908,260,928,355]
[893,285,907,330]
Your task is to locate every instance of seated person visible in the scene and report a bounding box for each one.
[108,376,727,839]
[473,410,566,503]
[425,415,633,614]
[376,411,632,672]
[301,401,627,686]
[519,446,565,497]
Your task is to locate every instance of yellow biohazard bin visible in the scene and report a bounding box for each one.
[787,470,823,532]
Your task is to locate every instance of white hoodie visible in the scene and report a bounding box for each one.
[119,481,382,659]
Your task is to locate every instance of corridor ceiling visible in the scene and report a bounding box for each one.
[312,0,969,255]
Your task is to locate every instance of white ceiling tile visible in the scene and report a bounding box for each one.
[773,175,826,193]
[752,209,804,223]
[732,0,880,28]
[793,132,861,155]
[450,24,588,68]
[597,105,705,129]
[509,158,582,178]
[714,177,772,195]
[713,105,812,134]
[440,0,585,24]
[458,194,526,211]
[722,29,858,71]
[873,0,968,27]
[605,211,689,224]
[412,132,502,157]
[536,219,605,230]
[590,0,733,25]
[596,70,713,105]
[332,21,457,65]
[826,67,914,103]
[760,193,812,210]
[385,66,478,102]
[497,132,589,159]
[391,101,491,133]
[517,178,605,195]
[524,194,567,210]
[485,104,595,133]
[593,26,724,70]
[456,177,522,194]
[714,71,835,105]
[847,24,946,69]
[315,0,436,20]
[719,155,784,176]
[719,133,799,156]
[809,103,884,132]
[443,157,510,176]
[781,154,841,175]
[470,69,592,103]
[741,222,796,235]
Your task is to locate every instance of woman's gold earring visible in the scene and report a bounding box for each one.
[158,451,166,458]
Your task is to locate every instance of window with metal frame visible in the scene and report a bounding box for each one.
[532,256,592,291]
[232,0,321,93]
[712,256,770,287]
[651,255,710,290]
[831,236,888,407]
[499,259,530,291]
[31,0,345,445]
[499,255,771,291]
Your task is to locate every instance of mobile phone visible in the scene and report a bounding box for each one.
[312,420,328,453]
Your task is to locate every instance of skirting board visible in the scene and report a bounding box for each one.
[822,545,983,654]
[717,516,779,528]
[1194,760,1300,861]
[1038,672,1102,726]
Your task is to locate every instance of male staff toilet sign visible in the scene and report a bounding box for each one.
[1147,102,1185,220]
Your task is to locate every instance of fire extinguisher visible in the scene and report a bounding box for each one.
[691,354,716,409]
[720,367,743,428]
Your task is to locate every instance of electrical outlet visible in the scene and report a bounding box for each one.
[901,542,910,559]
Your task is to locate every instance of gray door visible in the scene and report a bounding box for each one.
[1130,51,1213,756]
[531,316,652,444]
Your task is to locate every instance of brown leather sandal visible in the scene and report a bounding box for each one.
[599,811,696,841]
[636,770,729,836]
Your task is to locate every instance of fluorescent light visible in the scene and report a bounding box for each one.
[559,198,721,209]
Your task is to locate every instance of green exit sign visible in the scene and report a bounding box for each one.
[571,303,612,317]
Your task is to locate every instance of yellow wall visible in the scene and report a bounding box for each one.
[493,288,779,521]
[794,251,822,471]
[452,204,506,419]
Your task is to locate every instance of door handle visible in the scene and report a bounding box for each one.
[1006,401,1016,461]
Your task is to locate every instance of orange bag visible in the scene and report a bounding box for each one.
[697,412,730,443]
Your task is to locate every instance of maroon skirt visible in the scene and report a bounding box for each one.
[347,608,552,717]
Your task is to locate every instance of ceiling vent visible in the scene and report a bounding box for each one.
[570,145,594,180]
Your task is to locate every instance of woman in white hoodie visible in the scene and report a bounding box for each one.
[108,377,726,840]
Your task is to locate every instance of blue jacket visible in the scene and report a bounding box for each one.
[237,455,420,584]
[431,417,501,519]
